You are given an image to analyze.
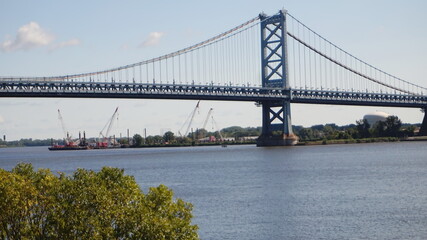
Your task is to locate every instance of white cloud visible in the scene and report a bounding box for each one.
[1,22,81,52]
[1,22,54,52]
[140,32,165,47]
[0,115,4,124]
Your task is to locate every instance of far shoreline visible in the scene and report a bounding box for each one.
[2,136,427,149]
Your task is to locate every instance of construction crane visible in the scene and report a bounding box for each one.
[58,109,72,145]
[197,108,214,139]
[57,109,77,145]
[57,109,68,143]
[211,115,224,141]
[202,108,213,130]
[98,107,119,147]
[178,101,200,137]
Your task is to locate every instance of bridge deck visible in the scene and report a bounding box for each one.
[1,81,426,108]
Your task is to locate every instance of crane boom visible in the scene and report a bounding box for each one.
[97,107,119,148]
[99,107,119,139]
[178,101,200,137]
[184,101,200,137]
[104,107,119,139]
[211,116,224,141]
[57,109,70,144]
[202,108,213,130]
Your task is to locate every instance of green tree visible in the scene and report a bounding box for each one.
[356,119,371,138]
[323,125,338,140]
[401,125,416,137]
[384,115,402,137]
[119,138,129,145]
[371,116,402,138]
[133,134,143,147]
[297,128,315,141]
[163,131,175,143]
[0,163,199,240]
[145,136,155,145]
[153,135,163,144]
[175,136,192,144]
[372,121,386,137]
[195,129,208,139]
[145,135,163,145]
[336,131,352,139]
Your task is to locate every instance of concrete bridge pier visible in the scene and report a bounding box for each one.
[256,100,298,146]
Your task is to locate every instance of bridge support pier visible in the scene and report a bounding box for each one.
[257,100,298,146]
[419,108,427,136]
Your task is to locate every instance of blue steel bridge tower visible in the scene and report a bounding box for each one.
[257,10,298,146]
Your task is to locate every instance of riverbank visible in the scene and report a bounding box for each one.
[401,136,427,141]
[133,141,256,148]
[3,136,427,149]
[298,136,427,146]
[133,136,426,148]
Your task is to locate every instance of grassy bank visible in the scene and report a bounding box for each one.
[297,137,400,146]
[133,141,256,148]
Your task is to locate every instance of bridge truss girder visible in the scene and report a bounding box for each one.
[2,81,426,107]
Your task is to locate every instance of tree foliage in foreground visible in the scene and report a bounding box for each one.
[0,163,199,240]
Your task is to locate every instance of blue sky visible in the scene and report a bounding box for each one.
[1,0,427,140]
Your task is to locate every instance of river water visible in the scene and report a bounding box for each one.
[1,142,426,239]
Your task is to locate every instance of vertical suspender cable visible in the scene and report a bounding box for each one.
[308,30,312,89]
[185,53,188,84]
[302,25,307,89]
[179,54,181,84]
[166,58,168,84]
[172,55,175,83]
[292,20,296,88]
[139,65,142,83]
[146,63,148,83]
[298,22,302,88]
[159,60,162,83]
[152,62,155,84]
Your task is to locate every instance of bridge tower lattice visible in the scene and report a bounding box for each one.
[257,10,298,146]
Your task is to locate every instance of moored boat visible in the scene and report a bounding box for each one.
[48,144,89,151]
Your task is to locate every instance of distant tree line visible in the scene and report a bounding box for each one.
[220,126,261,138]
[1,116,420,148]
[294,116,418,141]
[131,126,261,147]
[131,115,417,146]
[0,138,58,147]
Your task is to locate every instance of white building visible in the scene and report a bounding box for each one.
[363,112,391,126]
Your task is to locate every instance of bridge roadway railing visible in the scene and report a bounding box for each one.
[0,80,288,101]
[1,80,427,108]
[291,88,427,108]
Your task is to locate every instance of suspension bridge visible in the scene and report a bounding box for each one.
[1,10,427,146]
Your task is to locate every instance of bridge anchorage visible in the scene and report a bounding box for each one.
[257,10,298,146]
